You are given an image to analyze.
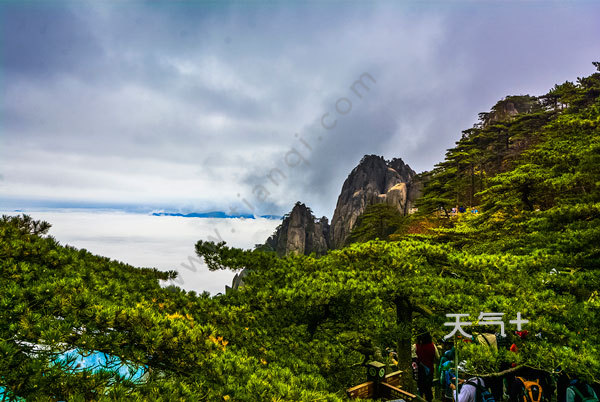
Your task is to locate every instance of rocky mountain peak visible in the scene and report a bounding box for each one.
[264,201,329,256]
[261,154,422,255]
[328,155,420,249]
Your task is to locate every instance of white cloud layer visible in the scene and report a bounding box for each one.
[2,210,279,295]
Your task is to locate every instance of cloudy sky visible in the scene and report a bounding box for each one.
[2,0,599,219]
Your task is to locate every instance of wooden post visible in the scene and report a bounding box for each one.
[455,334,459,401]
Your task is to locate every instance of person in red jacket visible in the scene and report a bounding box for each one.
[416,332,438,402]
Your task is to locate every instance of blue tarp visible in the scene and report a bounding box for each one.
[0,348,146,400]
[55,348,146,381]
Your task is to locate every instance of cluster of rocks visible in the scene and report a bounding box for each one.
[264,154,422,256]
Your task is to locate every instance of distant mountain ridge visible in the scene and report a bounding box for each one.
[153,211,282,219]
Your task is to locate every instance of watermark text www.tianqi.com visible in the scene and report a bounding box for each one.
[230,72,376,217]
[167,72,376,289]
[167,227,224,289]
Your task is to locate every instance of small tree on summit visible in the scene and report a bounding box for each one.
[345,203,405,245]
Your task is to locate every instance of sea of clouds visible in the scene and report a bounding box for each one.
[2,210,280,295]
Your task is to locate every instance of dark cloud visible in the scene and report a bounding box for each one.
[1,3,104,79]
[1,1,599,217]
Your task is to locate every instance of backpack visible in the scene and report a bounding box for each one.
[516,376,543,402]
[476,333,498,352]
[440,364,454,388]
[465,378,495,402]
[569,382,599,402]
[441,369,457,398]
[438,350,454,383]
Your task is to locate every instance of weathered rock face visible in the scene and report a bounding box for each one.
[265,202,330,256]
[226,268,249,293]
[329,155,419,249]
[261,154,421,256]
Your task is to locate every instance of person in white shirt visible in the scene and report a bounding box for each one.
[450,377,486,402]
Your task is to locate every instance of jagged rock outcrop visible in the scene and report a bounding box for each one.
[478,95,540,127]
[260,155,421,257]
[329,155,420,249]
[264,202,330,256]
[226,268,249,293]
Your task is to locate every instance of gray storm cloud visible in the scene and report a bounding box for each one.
[1,1,599,217]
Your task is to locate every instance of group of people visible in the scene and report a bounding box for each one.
[410,332,598,402]
[448,206,479,214]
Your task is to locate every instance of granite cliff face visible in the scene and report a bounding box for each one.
[329,155,419,249]
[262,155,421,256]
[265,202,330,257]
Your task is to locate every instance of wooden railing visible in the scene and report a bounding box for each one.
[347,370,424,401]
